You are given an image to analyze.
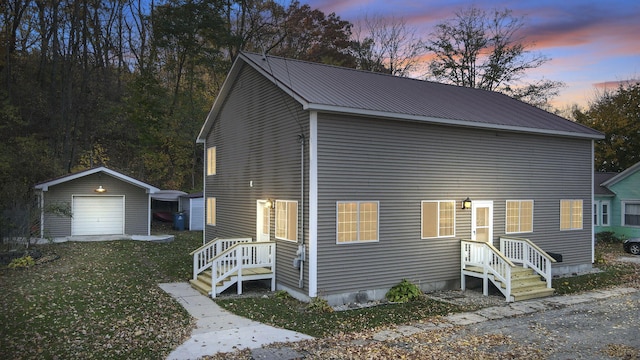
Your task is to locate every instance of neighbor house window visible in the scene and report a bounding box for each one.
[623,202,640,226]
[560,199,583,230]
[594,200,610,226]
[206,197,216,226]
[421,200,455,238]
[337,201,379,243]
[275,200,298,241]
[207,147,216,175]
[506,200,533,234]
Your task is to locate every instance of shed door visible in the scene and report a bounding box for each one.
[472,200,493,243]
[72,196,124,236]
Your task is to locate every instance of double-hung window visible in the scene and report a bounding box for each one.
[276,200,298,241]
[421,200,455,238]
[207,147,216,175]
[594,200,610,226]
[506,200,533,234]
[206,197,216,226]
[623,202,640,226]
[560,199,583,230]
[337,201,379,243]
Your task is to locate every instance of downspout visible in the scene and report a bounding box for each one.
[591,139,595,264]
[298,133,305,288]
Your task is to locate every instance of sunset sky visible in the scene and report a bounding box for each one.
[301,0,640,109]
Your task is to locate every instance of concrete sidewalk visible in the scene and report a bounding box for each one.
[159,283,313,360]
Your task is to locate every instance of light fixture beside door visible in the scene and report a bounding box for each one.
[462,197,471,209]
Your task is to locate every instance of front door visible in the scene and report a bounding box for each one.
[255,200,272,264]
[472,200,493,243]
[256,200,271,242]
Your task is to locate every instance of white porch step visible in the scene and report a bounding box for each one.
[189,267,275,297]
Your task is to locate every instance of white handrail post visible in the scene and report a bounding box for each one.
[193,254,198,280]
[236,246,243,295]
[270,243,276,291]
[211,260,217,298]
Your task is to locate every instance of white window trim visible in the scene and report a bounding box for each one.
[560,199,583,231]
[505,200,534,234]
[336,201,380,244]
[622,200,640,227]
[594,200,611,227]
[275,200,298,242]
[421,200,456,239]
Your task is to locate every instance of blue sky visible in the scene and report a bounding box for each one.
[300,0,640,109]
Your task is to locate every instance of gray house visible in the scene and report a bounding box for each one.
[194,52,604,304]
[34,167,159,238]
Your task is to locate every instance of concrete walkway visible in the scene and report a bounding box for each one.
[159,283,313,360]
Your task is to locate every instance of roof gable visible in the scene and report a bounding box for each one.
[601,161,640,189]
[198,52,604,142]
[34,167,160,193]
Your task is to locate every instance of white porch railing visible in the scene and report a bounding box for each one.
[461,239,516,300]
[211,241,276,298]
[190,238,252,280]
[499,236,556,288]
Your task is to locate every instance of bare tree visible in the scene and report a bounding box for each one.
[425,6,563,108]
[351,14,424,77]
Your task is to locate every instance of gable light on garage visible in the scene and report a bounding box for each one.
[95,185,107,193]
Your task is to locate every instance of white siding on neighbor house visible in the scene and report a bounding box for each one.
[315,112,593,295]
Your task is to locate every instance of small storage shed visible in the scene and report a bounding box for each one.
[179,192,204,231]
[34,167,160,238]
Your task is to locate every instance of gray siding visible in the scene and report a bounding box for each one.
[205,64,310,292]
[316,113,593,295]
[42,173,150,237]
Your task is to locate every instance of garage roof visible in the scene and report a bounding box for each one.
[34,166,160,193]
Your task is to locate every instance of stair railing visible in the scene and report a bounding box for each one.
[210,241,275,298]
[190,237,252,280]
[461,239,515,300]
[499,236,556,288]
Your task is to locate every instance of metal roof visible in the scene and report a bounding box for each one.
[198,52,604,142]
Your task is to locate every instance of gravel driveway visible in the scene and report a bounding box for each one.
[456,290,640,359]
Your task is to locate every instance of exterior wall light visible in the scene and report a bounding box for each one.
[462,197,471,209]
[265,199,273,208]
[95,185,107,193]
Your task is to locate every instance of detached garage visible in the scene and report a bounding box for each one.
[34,167,160,238]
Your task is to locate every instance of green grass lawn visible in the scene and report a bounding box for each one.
[0,231,202,360]
[1,235,637,359]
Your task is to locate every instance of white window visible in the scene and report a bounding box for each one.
[594,200,610,226]
[506,200,533,234]
[276,200,298,241]
[206,197,216,226]
[560,199,583,230]
[623,202,640,227]
[207,147,216,175]
[421,201,455,238]
[601,201,610,226]
[337,201,379,243]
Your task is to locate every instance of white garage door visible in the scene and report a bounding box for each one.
[72,196,124,236]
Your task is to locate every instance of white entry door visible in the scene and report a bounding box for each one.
[256,200,271,242]
[255,200,271,264]
[472,200,493,243]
